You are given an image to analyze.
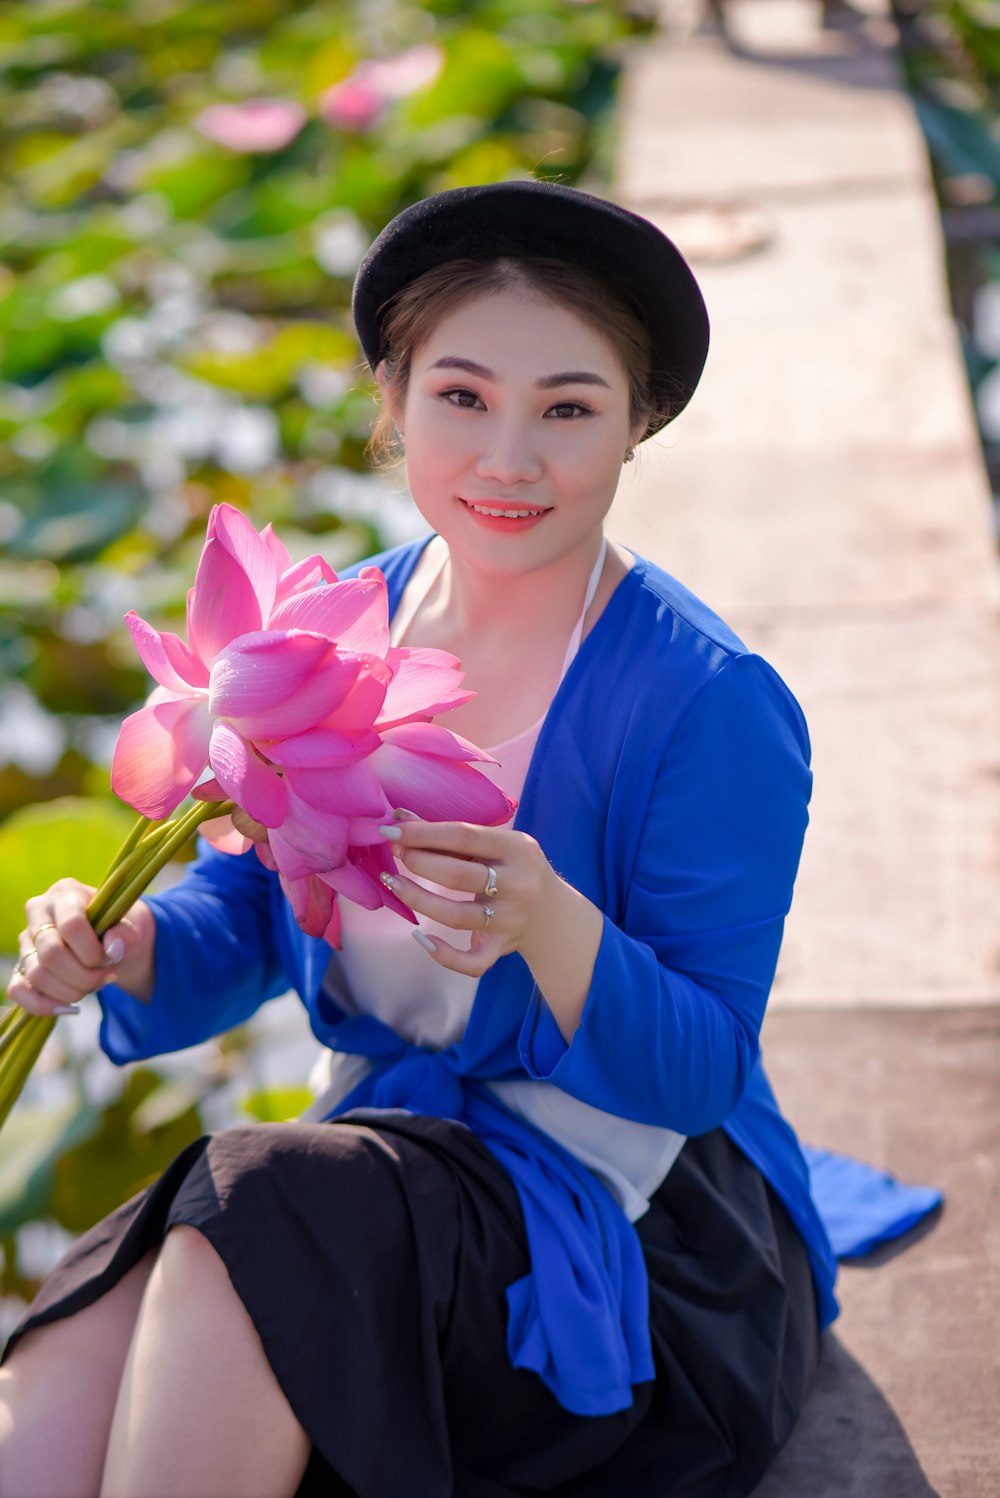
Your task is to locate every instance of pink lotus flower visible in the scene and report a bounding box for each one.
[113,502,516,944]
[195,99,307,153]
[318,78,386,134]
[319,44,444,133]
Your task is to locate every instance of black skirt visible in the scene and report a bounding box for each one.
[1,1111,819,1498]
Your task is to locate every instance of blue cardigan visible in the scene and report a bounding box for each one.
[98,538,841,1415]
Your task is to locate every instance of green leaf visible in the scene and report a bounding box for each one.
[51,1067,204,1234]
[241,1085,314,1122]
[0,796,136,953]
[0,1099,100,1235]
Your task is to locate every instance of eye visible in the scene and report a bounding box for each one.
[545,401,593,420]
[441,387,484,410]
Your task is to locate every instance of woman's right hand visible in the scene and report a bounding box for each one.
[5,880,156,1015]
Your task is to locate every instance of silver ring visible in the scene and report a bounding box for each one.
[483,865,498,899]
[481,903,496,927]
[14,949,36,977]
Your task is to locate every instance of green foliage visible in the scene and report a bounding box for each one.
[242,1085,316,1121]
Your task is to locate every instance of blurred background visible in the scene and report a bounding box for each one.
[0,0,997,1334]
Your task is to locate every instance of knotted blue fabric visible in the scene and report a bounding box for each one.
[320,1019,655,1416]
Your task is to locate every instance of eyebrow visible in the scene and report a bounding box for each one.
[428,356,612,391]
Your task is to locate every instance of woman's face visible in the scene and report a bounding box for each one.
[380,287,643,577]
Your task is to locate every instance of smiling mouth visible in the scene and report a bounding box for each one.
[460,499,550,518]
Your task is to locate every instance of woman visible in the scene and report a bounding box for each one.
[0,180,836,1498]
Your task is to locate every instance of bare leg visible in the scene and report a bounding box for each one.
[101,1224,312,1498]
[0,1250,156,1498]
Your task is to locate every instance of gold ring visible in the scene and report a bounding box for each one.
[482,865,498,899]
[481,903,496,927]
[30,922,57,941]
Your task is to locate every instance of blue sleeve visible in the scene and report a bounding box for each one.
[97,838,290,1066]
[519,652,813,1134]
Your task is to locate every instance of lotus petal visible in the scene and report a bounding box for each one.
[272,555,337,611]
[111,696,213,819]
[208,720,288,827]
[318,859,383,910]
[322,656,391,732]
[212,503,278,623]
[320,842,416,922]
[125,613,210,692]
[378,645,475,728]
[259,522,292,575]
[367,740,516,825]
[283,758,390,818]
[346,816,391,845]
[192,777,227,802]
[200,815,253,855]
[210,633,360,740]
[263,727,380,769]
[188,538,265,664]
[268,576,389,655]
[268,793,349,880]
[378,721,497,763]
[280,872,335,939]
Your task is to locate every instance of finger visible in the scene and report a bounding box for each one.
[380,819,511,861]
[231,806,269,843]
[380,873,490,932]
[6,957,84,1014]
[27,882,105,969]
[15,928,112,1004]
[410,929,502,978]
[396,848,497,895]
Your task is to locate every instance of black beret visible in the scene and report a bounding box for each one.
[351,179,710,441]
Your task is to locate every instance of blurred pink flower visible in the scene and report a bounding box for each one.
[318,79,386,134]
[319,44,444,133]
[195,99,307,153]
[362,44,444,99]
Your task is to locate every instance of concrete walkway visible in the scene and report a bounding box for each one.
[608,1,1000,1492]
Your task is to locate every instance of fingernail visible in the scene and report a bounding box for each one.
[379,872,401,894]
[378,825,402,842]
[52,1004,81,1017]
[103,937,126,965]
[392,808,419,822]
[412,931,436,955]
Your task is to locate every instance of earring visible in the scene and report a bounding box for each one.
[623,448,635,463]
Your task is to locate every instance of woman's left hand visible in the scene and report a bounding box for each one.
[377,816,557,978]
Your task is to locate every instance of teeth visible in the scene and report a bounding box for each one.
[467,503,545,518]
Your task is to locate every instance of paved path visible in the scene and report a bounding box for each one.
[608,0,1000,1008]
[608,4,1000,1492]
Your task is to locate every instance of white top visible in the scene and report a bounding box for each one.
[307,536,687,1221]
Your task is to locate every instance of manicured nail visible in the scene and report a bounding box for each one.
[378,825,402,842]
[392,808,419,821]
[52,1004,81,1016]
[103,937,125,965]
[412,931,436,955]
[379,872,401,894]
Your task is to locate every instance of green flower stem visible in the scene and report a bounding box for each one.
[89,799,234,937]
[85,818,174,929]
[0,1006,33,1059]
[0,1015,55,1132]
[105,814,155,877]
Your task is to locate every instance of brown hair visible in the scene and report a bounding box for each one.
[365,256,674,468]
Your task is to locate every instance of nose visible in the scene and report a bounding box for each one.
[473,418,544,486]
